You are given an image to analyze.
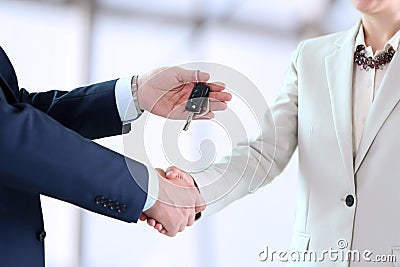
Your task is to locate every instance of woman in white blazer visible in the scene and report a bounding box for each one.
[145,0,400,266]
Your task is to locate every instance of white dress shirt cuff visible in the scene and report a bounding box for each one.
[114,78,158,211]
[142,167,159,211]
[115,77,139,123]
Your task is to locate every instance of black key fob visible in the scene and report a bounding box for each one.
[185,83,210,113]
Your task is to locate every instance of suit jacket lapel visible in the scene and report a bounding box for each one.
[0,46,18,103]
[325,22,360,186]
[0,83,5,101]
[0,73,17,103]
[354,50,400,172]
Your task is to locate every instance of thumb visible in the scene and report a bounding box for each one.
[155,168,166,176]
[165,166,179,180]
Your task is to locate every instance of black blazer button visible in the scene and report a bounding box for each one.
[345,195,355,207]
[115,203,127,213]
[95,196,106,205]
[37,230,46,242]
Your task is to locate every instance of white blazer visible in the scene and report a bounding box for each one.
[194,21,400,266]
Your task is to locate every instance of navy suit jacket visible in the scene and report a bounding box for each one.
[0,46,149,266]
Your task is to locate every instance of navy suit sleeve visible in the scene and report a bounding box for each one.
[16,80,128,140]
[0,100,148,223]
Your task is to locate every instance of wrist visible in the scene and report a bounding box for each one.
[190,175,203,220]
[131,75,144,116]
[142,167,160,211]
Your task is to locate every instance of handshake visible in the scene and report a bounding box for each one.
[140,167,204,237]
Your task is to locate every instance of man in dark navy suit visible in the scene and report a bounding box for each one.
[0,46,231,266]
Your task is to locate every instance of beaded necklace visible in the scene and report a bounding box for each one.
[354,44,395,71]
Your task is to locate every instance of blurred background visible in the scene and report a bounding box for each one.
[0,0,359,266]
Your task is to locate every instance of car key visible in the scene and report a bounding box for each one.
[183,83,210,131]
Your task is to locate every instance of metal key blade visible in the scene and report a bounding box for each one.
[183,112,194,131]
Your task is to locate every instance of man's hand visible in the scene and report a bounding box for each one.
[142,168,205,237]
[137,67,232,119]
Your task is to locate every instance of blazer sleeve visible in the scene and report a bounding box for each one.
[192,42,303,216]
[16,80,128,140]
[0,99,148,223]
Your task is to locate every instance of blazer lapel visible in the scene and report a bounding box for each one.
[0,73,17,103]
[0,46,18,103]
[354,50,400,172]
[325,22,360,186]
[0,83,5,101]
